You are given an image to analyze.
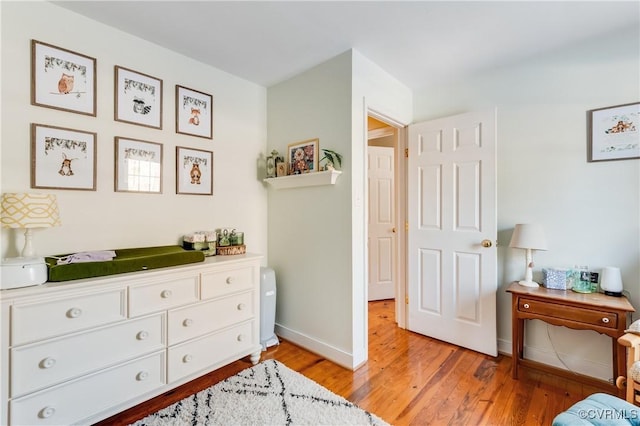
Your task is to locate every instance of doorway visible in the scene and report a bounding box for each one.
[366,114,406,327]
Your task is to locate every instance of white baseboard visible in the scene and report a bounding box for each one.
[497,337,612,382]
[274,323,355,369]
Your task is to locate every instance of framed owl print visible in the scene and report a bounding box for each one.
[115,66,163,129]
[31,40,97,116]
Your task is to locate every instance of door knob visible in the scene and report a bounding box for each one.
[392,227,396,233]
[481,239,493,248]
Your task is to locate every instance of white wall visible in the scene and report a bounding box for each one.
[267,51,355,366]
[267,50,412,368]
[414,25,640,381]
[1,2,268,259]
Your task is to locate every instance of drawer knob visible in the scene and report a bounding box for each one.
[183,318,194,327]
[161,290,173,298]
[523,303,530,309]
[226,276,235,284]
[237,334,245,342]
[137,331,149,340]
[183,354,193,363]
[136,371,149,381]
[602,317,610,324]
[237,303,246,311]
[38,406,55,419]
[39,357,56,369]
[67,307,82,318]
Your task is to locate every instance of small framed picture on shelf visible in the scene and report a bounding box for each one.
[31,123,97,191]
[175,85,213,139]
[176,146,213,195]
[31,40,96,116]
[587,102,639,162]
[115,66,163,129]
[114,137,163,193]
[287,138,318,174]
[276,160,287,177]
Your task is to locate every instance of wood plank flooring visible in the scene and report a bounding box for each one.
[97,300,612,425]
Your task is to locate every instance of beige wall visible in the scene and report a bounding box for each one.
[1,2,268,259]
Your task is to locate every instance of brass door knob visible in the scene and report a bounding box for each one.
[481,239,493,248]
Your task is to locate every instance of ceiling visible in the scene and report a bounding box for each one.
[53,1,639,91]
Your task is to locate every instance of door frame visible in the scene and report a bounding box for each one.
[367,108,407,329]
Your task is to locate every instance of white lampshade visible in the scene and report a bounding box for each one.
[1,193,61,258]
[509,223,548,251]
[509,223,548,287]
[600,266,623,297]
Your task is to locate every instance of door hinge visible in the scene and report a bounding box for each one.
[405,295,409,305]
[405,221,409,231]
[404,148,408,158]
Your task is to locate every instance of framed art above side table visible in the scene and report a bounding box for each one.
[588,102,639,162]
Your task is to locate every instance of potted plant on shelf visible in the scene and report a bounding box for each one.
[320,149,342,171]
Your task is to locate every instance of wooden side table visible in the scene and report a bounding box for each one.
[507,282,635,387]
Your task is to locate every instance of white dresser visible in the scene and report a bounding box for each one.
[0,253,262,425]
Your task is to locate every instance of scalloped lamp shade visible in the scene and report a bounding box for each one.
[1,193,61,258]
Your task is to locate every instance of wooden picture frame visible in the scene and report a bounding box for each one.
[287,138,319,174]
[587,102,639,162]
[114,137,163,193]
[176,85,213,139]
[115,66,163,129]
[31,123,97,191]
[176,146,213,195]
[31,40,96,116]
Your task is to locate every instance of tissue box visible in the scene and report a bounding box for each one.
[542,268,572,290]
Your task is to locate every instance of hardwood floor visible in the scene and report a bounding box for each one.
[97,300,613,425]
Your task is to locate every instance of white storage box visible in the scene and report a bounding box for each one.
[542,268,572,290]
[1,257,48,290]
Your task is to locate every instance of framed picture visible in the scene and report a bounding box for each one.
[588,102,639,162]
[31,123,97,191]
[31,40,96,116]
[115,137,163,193]
[287,138,319,174]
[276,160,287,177]
[176,85,213,139]
[115,66,163,129]
[176,146,213,195]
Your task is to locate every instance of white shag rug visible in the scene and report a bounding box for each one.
[130,359,388,426]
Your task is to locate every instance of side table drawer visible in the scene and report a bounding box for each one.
[518,298,617,329]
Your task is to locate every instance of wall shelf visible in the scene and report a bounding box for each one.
[263,170,342,189]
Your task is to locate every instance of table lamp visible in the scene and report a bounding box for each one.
[600,266,623,297]
[509,223,548,287]
[1,192,61,258]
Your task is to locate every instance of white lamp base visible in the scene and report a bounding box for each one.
[518,280,539,288]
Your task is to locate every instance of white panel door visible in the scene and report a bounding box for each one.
[407,109,497,356]
[368,146,395,301]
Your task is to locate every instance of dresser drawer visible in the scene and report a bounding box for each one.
[11,313,165,398]
[518,297,618,329]
[129,274,199,317]
[11,289,126,345]
[168,321,254,382]
[168,291,254,345]
[9,351,165,426]
[201,266,254,300]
